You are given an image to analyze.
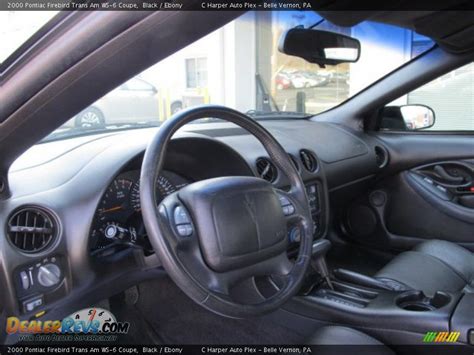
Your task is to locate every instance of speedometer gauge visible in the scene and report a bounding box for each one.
[129,175,177,211]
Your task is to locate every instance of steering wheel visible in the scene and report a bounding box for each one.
[140,105,313,318]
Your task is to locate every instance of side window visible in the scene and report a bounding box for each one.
[380,62,474,131]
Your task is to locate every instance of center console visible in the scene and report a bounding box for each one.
[270,239,473,345]
[285,268,467,344]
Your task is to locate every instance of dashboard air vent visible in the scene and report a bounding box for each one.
[256,157,278,183]
[7,207,58,253]
[299,150,318,172]
[375,146,389,168]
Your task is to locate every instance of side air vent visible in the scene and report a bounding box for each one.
[6,207,58,253]
[299,149,318,172]
[256,157,278,183]
[374,146,389,168]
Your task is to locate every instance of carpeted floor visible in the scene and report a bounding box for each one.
[111,276,305,344]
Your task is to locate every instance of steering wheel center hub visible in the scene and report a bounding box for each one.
[179,177,288,272]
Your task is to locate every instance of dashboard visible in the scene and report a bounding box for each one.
[0,119,386,323]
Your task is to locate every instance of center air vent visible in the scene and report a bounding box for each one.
[256,157,278,183]
[299,150,318,172]
[6,207,58,253]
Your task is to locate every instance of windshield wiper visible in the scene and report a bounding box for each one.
[246,110,311,120]
[41,121,160,143]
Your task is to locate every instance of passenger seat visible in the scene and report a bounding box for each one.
[375,240,474,295]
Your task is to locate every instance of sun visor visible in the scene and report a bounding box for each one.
[414,11,474,53]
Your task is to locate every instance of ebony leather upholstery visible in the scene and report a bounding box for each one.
[307,326,394,354]
[376,240,474,295]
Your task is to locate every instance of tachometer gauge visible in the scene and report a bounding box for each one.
[97,178,133,218]
[156,175,177,200]
[129,175,177,211]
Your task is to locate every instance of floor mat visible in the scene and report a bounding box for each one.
[115,277,305,344]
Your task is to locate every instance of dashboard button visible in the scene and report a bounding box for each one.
[278,194,295,216]
[287,204,295,215]
[174,206,191,225]
[279,196,291,206]
[176,224,193,237]
[23,296,43,313]
[20,271,30,290]
[423,177,434,184]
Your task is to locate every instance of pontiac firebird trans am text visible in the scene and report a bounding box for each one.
[6,347,140,353]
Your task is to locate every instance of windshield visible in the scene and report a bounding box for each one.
[0,11,58,64]
[22,11,432,142]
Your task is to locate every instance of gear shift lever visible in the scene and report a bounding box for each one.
[311,239,333,290]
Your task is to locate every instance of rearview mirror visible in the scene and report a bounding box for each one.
[400,104,435,130]
[279,28,361,66]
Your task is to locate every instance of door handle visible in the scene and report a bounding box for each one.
[433,165,465,185]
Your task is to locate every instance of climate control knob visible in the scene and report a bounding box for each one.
[37,263,61,287]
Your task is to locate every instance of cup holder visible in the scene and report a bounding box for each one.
[396,291,451,312]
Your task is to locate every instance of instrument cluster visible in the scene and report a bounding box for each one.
[89,169,189,256]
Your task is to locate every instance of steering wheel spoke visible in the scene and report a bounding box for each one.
[274,188,310,227]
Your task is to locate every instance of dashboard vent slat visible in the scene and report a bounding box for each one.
[7,207,57,253]
[299,150,318,172]
[256,157,278,183]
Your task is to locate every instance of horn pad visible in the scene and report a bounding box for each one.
[178,177,288,272]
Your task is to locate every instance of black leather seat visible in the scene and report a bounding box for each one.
[307,326,394,354]
[375,240,474,295]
